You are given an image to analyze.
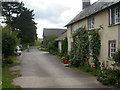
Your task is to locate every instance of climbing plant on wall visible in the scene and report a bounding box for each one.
[62,37,68,55]
[89,26,103,69]
[73,27,89,66]
[72,26,103,68]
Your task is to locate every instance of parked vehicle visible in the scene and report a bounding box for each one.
[16,45,22,55]
[18,44,23,51]
[17,49,22,55]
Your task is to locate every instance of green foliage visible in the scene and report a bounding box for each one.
[72,26,102,68]
[2,2,37,44]
[16,8,37,43]
[73,27,89,66]
[61,37,68,55]
[113,50,120,66]
[2,55,21,88]
[2,26,20,58]
[2,2,24,27]
[89,28,102,69]
[78,66,100,76]
[48,41,58,54]
[43,34,58,54]
[97,69,120,87]
[89,29,101,56]
[32,40,42,46]
[79,66,92,72]
[2,66,21,88]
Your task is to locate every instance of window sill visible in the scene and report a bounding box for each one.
[108,23,120,27]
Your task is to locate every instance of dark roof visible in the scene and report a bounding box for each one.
[43,28,67,38]
[65,0,120,26]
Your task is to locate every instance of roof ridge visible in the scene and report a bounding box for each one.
[65,0,120,26]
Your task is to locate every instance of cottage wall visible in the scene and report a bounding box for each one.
[67,9,119,68]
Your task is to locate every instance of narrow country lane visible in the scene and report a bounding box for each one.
[13,47,108,88]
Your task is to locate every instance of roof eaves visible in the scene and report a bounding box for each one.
[65,1,120,27]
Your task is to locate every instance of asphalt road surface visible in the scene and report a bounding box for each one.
[13,47,109,88]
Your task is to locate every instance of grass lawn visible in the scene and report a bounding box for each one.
[2,55,21,89]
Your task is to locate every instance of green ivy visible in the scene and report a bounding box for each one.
[61,37,68,55]
[89,28,102,69]
[72,26,103,68]
[73,27,89,66]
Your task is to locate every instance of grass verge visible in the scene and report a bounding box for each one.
[2,55,22,89]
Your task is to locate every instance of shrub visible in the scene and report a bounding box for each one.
[2,26,20,64]
[43,34,58,54]
[97,69,120,87]
[113,50,120,66]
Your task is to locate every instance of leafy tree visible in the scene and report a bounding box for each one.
[2,2,24,28]
[2,25,20,58]
[2,2,37,43]
[15,8,37,43]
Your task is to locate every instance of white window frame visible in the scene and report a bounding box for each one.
[109,42,116,58]
[88,17,95,30]
[110,6,120,25]
[115,7,120,24]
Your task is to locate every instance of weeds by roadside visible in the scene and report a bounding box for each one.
[2,55,21,89]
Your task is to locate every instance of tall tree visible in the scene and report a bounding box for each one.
[14,8,37,43]
[2,2,37,43]
[2,2,24,28]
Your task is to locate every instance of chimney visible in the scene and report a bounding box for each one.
[82,0,91,9]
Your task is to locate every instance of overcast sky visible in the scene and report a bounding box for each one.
[19,0,98,38]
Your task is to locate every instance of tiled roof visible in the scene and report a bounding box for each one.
[65,0,120,26]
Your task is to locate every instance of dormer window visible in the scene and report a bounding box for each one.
[110,6,120,25]
[88,17,95,30]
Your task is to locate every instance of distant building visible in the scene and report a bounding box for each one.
[43,28,66,39]
[56,31,67,53]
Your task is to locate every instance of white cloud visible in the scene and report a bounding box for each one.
[19,0,98,38]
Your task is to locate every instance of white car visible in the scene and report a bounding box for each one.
[16,46,22,55]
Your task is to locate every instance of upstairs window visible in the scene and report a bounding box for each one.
[88,17,95,30]
[110,6,120,25]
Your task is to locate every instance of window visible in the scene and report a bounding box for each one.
[110,6,120,25]
[88,17,95,30]
[108,40,116,58]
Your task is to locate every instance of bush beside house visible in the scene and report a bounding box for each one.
[43,34,58,54]
[97,50,120,88]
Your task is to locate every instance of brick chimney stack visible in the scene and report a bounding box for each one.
[82,0,91,9]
